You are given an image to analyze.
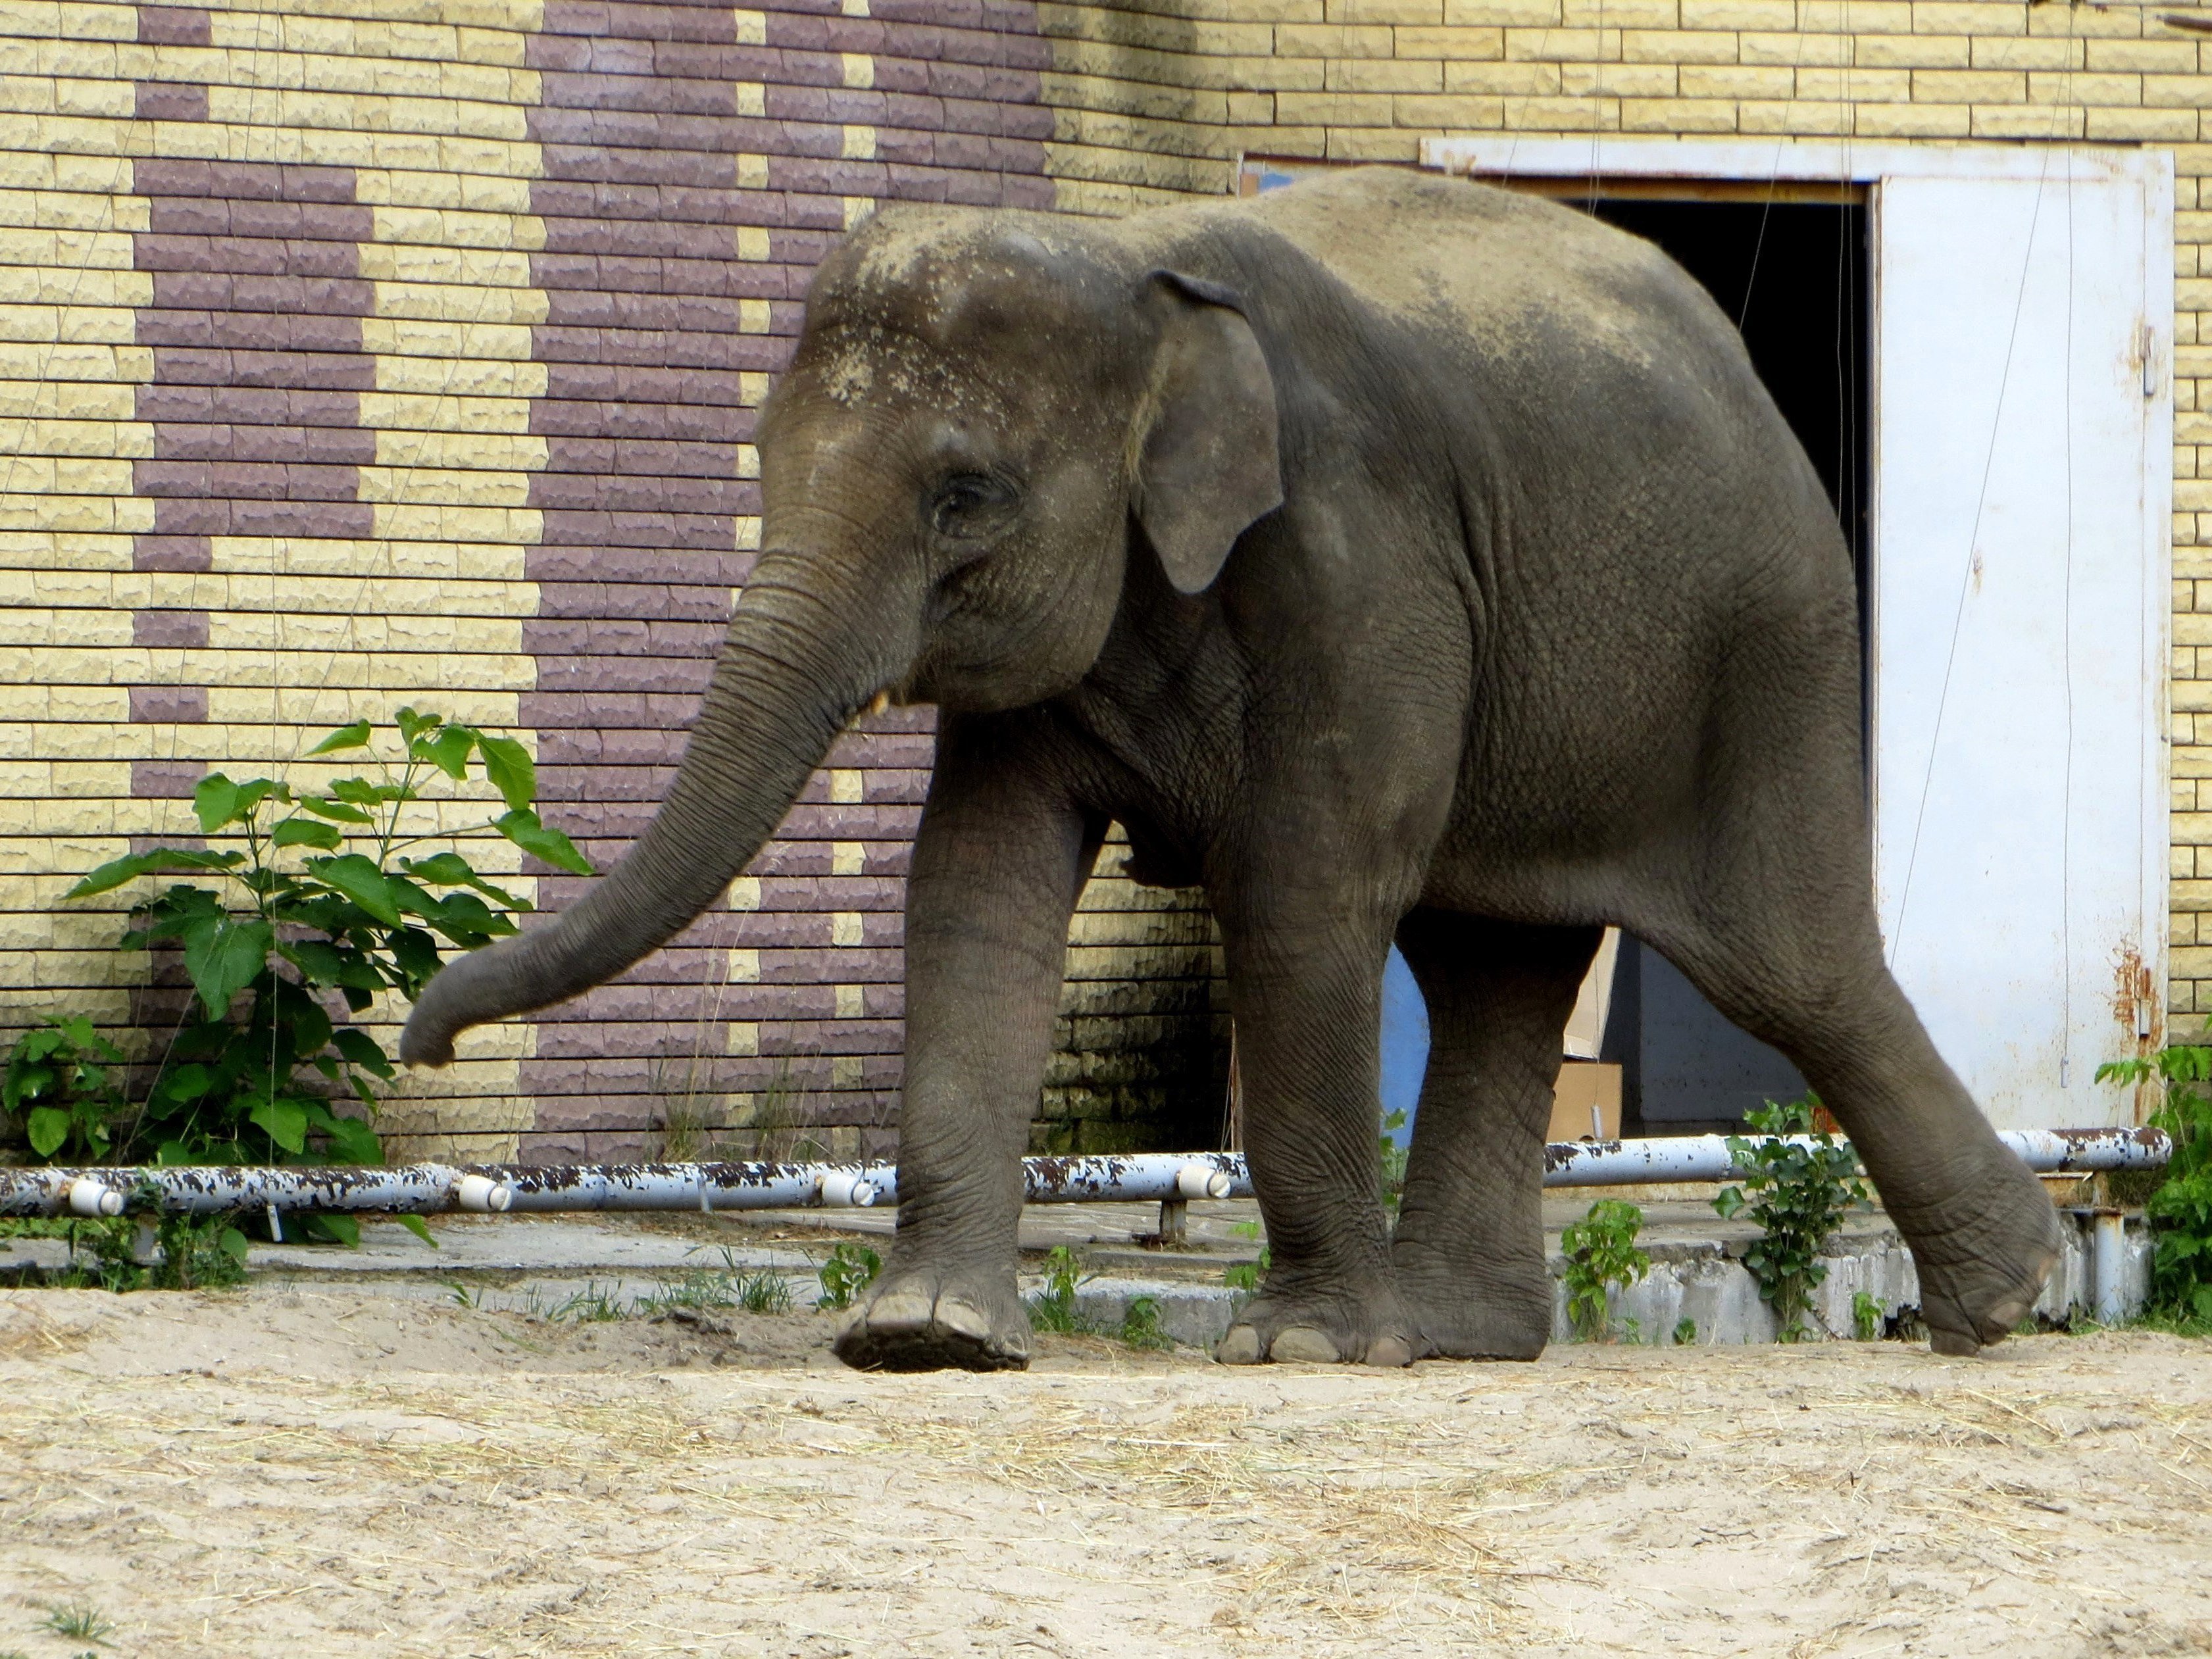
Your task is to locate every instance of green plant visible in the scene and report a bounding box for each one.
[54,708,589,1180]
[1560,1198,1650,1341]
[1379,1107,1409,1208]
[1224,1245,1271,1293]
[815,1240,882,1310]
[1027,1245,1090,1333]
[734,1268,793,1314]
[1,1016,127,1161]
[1229,1220,1261,1240]
[1672,1315,1698,1347]
[47,1206,246,1293]
[1120,1294,1173,1350]
[39,1605,111,1645]
[1853,1290,1884,1342]
[1714,1095,1871,1341]
[547,1282,626,1323]
[2098,1043,2212,1327]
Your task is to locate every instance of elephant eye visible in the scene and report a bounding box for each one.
[929,472,1015,539]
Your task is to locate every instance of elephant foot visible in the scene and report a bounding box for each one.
[1395,1289,1551,1362]
[1899,1154,2063,1357]
[834,1266,1031,1373]
[1215,1287,1415,1368]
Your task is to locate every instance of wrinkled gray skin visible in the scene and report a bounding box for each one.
[402,168,2059,1372]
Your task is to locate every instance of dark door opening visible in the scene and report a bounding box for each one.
[1584,194,1872,1135]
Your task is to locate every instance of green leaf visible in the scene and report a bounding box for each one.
[270,818,343,851]
[395,1214,438,1249]
[296,793,375,825]
[395,706,440,746]
[192,772,241,832]
[495,808,594,875]
[26,1106,68,1158]
[218,1226,251,1265]
[476,735,536,810]
[332,1028,395,1079]
[400,853,528,910]
[312,1213,361,1247]
[155,1063,212,1102]
[304,854,402,926]
[307,719,373,756]
[64,847,238,899]
[329,778,393,808]
[250,1096,310,1155]
[419,723,475,780]
[321,1114,382,1164]
[182,916,274,1018]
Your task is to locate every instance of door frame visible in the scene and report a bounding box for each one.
[1420,136,2174,1120]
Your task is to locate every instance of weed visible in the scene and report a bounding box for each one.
[1027,1245,1090,1333]
[446,1281,486,1310]
[1224,1245,1270,1293]
[815,1240,882,1310]
[734,1269,794,1314]
[547,1282,626,1324]
[1621,1314,1646,1345]
[9,709,588,1182]
[1379,1107,1409,1209]
[1714,1095,1871,1341]
[1561,1198,1650,1341]
[2098,1043,2212,1325]
[1229,1220,1261,1240]
[2,1016,126,1162]
[39,1605,111,1645]
[651,1053,726,1162]
[1120,1295,1174,1350]
[1672,1315,1698,1347]
[46,1208,246,1293]
[1853,1290,1884,1342]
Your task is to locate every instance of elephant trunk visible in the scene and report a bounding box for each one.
[399,554,903,1067]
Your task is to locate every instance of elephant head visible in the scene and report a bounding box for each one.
[398,209,1285,1066]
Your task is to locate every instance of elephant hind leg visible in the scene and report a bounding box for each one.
[1647,904,2059,1354]
[1392,911,1602,1360]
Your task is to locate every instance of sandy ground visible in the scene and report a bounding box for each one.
[2,1288,2209,1658]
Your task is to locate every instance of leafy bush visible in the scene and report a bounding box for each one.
[7,710,589,1181]
[1224,1245,1270,1293]
[2097,1043,2212,1327]
[44,1206,247,1293]
[3,1016,127,1161]
[815,1240,882,1310]
[1714,1095,1871,1341]
[1561,1198,1650,1341]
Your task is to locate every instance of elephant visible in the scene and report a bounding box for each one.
[401,166,2061,1372]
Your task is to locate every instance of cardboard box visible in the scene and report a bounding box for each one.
[1550,1061,1622,1143]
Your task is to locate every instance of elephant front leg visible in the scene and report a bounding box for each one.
[1213,896,1417,1368]
[832,726,1100,1373]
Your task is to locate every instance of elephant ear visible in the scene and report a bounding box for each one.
[1133,270,1284,596]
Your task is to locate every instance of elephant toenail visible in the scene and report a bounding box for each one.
[867,1288,934,1331]
[1269,1327,1342,1364]
[1365,1335,1415,1369]
[1215,1326,1264,1365]
[934,1296,992,1341]
[1928,1328,1980,1357]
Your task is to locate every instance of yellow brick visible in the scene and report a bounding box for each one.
[356,464,538,508]
[1393,91,1511,124]
[1911,2,2025,36]
[1444,0,1561,24]
[1739,99,1853,134]
[1393,24,1505,57]
[1911,68,2027,101]
[1276,89,1401,123]
[1738,31,1849,65]
[1619,95,1738,131]
[1970,34,2084,70]
[355,168,535,215]
[1499,93,1619,126]
[1971,104,2083,140]
[361,318,537,362]
[5,418,149,458]
[1445,59,1563,92]
[1680,63,1794,97]
[0,379,134,420]
[1328,55,1444,89]
[1276,21,1395,53]
[372,353,547,399]
[1327,0,1444,22]
[1564,61,1678,95]
[1678,0,1792,27]
[1854,99,1971,137]
[2087,106,2195,141]
[1858,33,1968,68]
[2088,37,2198,72]
[1505,26,1619,59]
[370,204,544,251]
[1559,0,1675,24]
[2146,74,2212,110]
[1622,27,1735,61]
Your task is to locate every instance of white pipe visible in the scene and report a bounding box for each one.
[0,1128,2167,1220]
[2091,1210,2128,1325]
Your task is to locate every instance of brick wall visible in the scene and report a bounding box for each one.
[0,0,1229,1164]
[9,0,2206,1158]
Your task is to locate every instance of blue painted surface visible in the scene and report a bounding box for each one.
[1380,945,1429,1145]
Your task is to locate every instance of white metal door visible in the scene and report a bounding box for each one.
[1872,161,2171,1129]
